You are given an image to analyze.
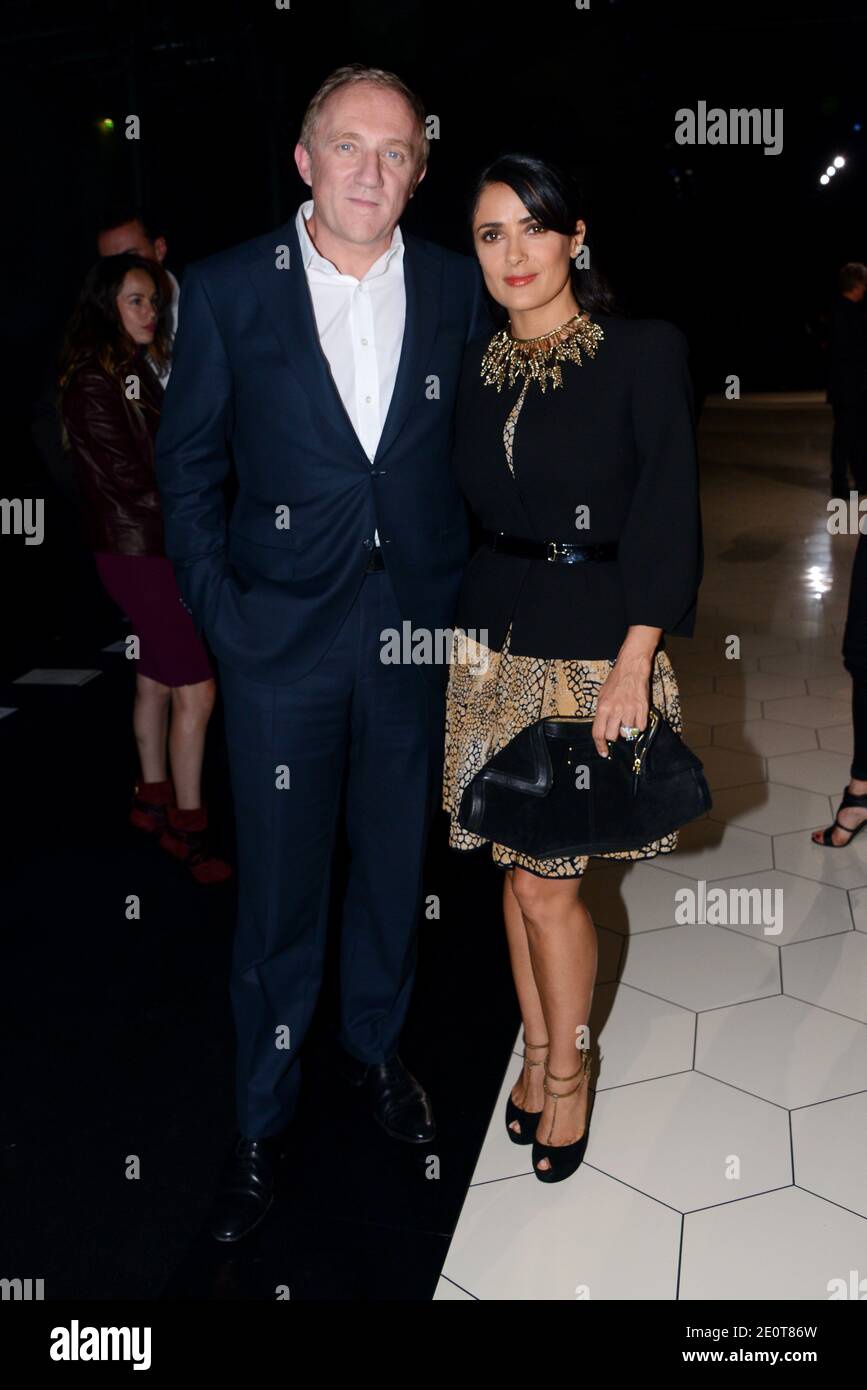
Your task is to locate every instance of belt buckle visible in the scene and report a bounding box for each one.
[546,540,560,563]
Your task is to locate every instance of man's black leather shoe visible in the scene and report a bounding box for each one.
[338,1051,436,1143]
[209,1132,287,1242]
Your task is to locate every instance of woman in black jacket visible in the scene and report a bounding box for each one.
[443,156,702,1182]
[59,254,230,884]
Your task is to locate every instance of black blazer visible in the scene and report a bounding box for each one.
[154,214,492,685]
[452,314,703,661]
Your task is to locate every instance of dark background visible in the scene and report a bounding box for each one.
[3,0,865,652]
[5,0,866,384]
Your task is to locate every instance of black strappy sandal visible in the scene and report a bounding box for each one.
[813,785,867,849]
[505,1032,548,1144]
[532,1048,594,1184]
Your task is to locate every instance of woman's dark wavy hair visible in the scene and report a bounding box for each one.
[58,253,172,393]
[467,153,618,323]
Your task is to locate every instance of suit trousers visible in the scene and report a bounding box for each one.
[831,399,867,492]
[217,568,444,1137]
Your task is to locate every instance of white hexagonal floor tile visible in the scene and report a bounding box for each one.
[807,673,852,700]
[716,672,807,701]
[651,817,773,880]
[582,860,707,934]
[712,720,818,757]
[707,782,832,836]
[766,748,850,794]
[798,635,850,659]
[696,994,867,1107]
[792,1092,867,1218]
[754,619,826,640]
[619,922,780,1011]
[848,886,867,933]
[782,932,867,1023]
[587,1071,790,1212]
[591,980,695,1087]
[674,651,760,679]
[727,604,786,625]
[596,924,624,984]
[728,633,800,658]
[773,827,867,890]
[759,653,849,679]
[681,1187,867,1299]
[468,1061,542,1185]
[818,724,854,755]
[698,745,766,790]
[790,603,849,623]
[433,1277,476,1300]
[665,632,719,654]
[681,692,762,724]
[701,870,851,944]
[441,1164,680,1300]
[675,672,714,696]
[762,694,850,727]
[683,719,712,748]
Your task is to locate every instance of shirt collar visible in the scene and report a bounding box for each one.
[295,198,404,279]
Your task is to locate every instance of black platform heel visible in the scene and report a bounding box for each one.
[505,1032,548,1145]
[532,1048,594,1183]
[813,785,867,849]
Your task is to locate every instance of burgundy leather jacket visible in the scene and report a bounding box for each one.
[61,352,166,556]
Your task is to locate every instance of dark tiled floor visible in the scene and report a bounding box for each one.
[0,618,518,1299]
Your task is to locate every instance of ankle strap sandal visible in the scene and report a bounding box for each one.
[815,785,867,849]
[532,1048,595,1184]
[504,1030,549,1146]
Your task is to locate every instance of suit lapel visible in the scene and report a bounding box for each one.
[247,217,366,461]
[247,216,441,467]
[374,235,440,464]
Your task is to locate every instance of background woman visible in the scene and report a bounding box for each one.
[58,253,230,885]
[813,531,867,849]
[443,155,702,1182]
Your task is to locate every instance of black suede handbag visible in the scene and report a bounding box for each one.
[457,706,711,860]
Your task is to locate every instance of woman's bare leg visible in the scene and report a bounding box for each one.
[168,678,217,809]
[133,673,171,781]
[503,868,548,1129]
[509,867,598,1171]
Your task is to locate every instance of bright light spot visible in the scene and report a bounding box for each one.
[826,166,837,176]
[806,565,832,595]
[820,174,830,185]
[834,156,845,168]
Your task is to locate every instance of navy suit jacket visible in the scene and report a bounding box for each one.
[154,214,492,685]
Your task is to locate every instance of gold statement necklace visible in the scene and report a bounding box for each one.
[480,311,605,477]
[480,310,604,393]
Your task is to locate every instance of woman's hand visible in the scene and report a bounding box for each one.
[591,626,662,757]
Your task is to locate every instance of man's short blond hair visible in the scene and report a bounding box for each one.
[299,63,428,177]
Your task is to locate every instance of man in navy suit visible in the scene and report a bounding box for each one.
[155,63,491,1241]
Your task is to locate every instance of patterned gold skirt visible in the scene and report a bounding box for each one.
[443,626,684,878]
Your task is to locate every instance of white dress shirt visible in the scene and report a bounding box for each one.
[295,199,406,547]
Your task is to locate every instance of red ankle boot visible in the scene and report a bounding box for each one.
[158,803,233,885]
[130,778,175,835]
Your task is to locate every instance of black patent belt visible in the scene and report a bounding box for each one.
[483,530,619,564]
